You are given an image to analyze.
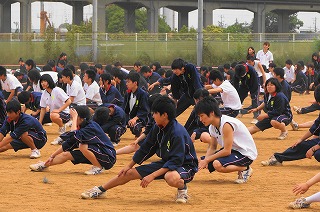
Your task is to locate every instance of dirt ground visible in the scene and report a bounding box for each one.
[1,92,320,212]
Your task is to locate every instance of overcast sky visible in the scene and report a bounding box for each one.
[10,2,320,32]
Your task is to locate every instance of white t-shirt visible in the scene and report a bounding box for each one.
[209,115,258,160]
[33,81,42,92]
[256,50,273,69]
[252,60,263,77]
[283,65,295,83]
[66,80,86,105]
[83,81,102,105]
[1,74,22,92]
[40,87,70,113]
[73,75,82,85]
[212,80,242,110]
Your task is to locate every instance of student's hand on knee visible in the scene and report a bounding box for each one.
[291,139,303,148]
[190,132,196,143]
[293,183,310,195]
[45,156,54,166]
[198,158,209,170]
[306,148,314,159]
[118,165,131,177]
[140,174,155,188]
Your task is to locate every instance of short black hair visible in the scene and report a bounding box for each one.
[58,60,66,67]
[134,61,141,67]
[59,52,67,58]
[126,71,140,86]
[47,60,55,68]
[18,91,31,104]
[193,88,209,100]
[273,67,285,79]
[285,59,293,65]
[152,62,161,71]
[42,64,52,71]
[148,93,162,107]
[85,69,96,83]
[40,74,56,90]
[246,55,255,61]
[265,78,282,93]
[113,69,124,81]
[234,64,247,78]
[195,96,221,117]
[92,106,110,125]
[74,105,91,120]
[25,59,35,69]
[269,63,277,68]
[6,100,21,113]
[100,73,113,84]
[79,63,89,72]
[28,69,41,83]
[95,64,103,69]
[209,70,224,81]
[158,68,166,77]
[114,61,122,67]
[0,66,7,76]
[231,62,238,69]
[140,65,151,74]
[223,64,230,70]
[171,58,186,70]
[298,60,305,67]
[165,70,173,78]
[61,68,74,80]
[151,96,176,121]
[314,85,320,103]
[66,64,76,74]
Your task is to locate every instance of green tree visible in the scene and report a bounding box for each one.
[203,25,224,33]
[135,8,148,32]
[225,20,251,33]
[264,12,303,33]
[106,4,125,33]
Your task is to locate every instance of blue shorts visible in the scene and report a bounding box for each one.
[10,130,47,152]
[58,112,70,124]
[135,160,196,183]
[202,149,253,173]
[256,115,291,131]
[70,149,115,170]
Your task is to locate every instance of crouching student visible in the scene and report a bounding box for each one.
[0,100,47,158]
[81,96,198,203]
[196,96,257,184]
[29,105,116,175]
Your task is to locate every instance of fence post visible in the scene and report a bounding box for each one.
[135,33,138,42]
[34,33,36,40]
[292,33,295,42]
[54,33,57,41]
[10,33,13,41]
[106,33,108,41]
[259,33,262,42]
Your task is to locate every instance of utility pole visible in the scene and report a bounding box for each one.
[315,17,317,32]
[92,0,98,63]
[197,0,203,67]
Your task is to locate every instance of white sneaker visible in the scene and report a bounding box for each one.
[30,149,41,159]
[277,131,288,140]
[30,161,47,172]
[261,155,282,166]
[250,119,258,124]
[176,188,188,203]
[66,120,73,128]
[290,121,299,131]
[293,106,302,114]
[81,186,105,199]
[43,123,52,126]
[84,166,105,175]
[58,125,66,134]
[51,137,63,145]
[235,167,253,184]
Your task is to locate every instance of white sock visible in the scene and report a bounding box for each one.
[306,191,320,203]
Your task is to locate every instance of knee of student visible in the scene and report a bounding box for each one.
[50,113,59,120]
[212,160,223,172]
[164,171,181,185]
[248,126,260,134]
[200,132,211,143]
[78,143,89,152]
[20,131,29,139]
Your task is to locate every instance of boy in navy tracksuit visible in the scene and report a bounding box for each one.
[140,65,161,94]
[233,63,260,122]
[0,100,47,159]
[0,91,6,127]
[29,105,116,175]
[122,72,149,138]
[99,73,124,107]
[92,103,127,145]
[81,96,198,203]
[171,58,203,116]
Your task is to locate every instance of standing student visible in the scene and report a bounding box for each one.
[170,58,203,116]
[256,41,273,69]
[38,74,71,145]
[0,66,23,103]
[81,96,198,203]
[30,106,116,175]
[122,72,149,138]
[196,96,257,184]
[0,100,47,158]
[61,68,86,107]
[247,78,292,140]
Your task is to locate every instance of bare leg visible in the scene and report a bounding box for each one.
[101,168,141,190]
[79,143,101,168]
[213,160,247,173]
[164,171,185,189]
[20,132,36,150]
[50,113,64,128]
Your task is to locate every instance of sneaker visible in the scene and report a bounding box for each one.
[293,106,302,114]
[261,155,282,166]
[277,131,288,140]
[291,121,299,131]
[288,197,310,209]
[250,119,258,124]
[30,149,41,159]
[30,161,47,172]
[84,166,105,175]
[234,166,253,184]
[43,123,52,126]
[176,188,188,203]
[51,137,63,145]
[81,186,105,199]
[58,125,66,134]
[65,120,73,128]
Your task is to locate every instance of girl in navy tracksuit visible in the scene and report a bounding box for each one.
[29,105,116,175]
[291,63,308,94]
[248,78,292,140]
[99,73,124,107]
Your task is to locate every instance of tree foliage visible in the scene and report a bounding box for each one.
[203,25,224,33]
[224,20,251,33]
[265,12,303,33]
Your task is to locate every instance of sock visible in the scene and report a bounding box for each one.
[178,184,187,190]
[98,186,106,192]
[306,191,320,203]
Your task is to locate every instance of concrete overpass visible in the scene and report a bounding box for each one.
[1,0,320,33]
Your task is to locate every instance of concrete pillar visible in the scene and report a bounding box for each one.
[277,11,290,33]
[123,6,136,33]
[73,3,84,25]
[147,2,159,33]
[204,8,213,27]
[1,2,12,33]
[20,1,31,33]
[253,4,266,33]
[97,1,106,33]
[178,10,189,30]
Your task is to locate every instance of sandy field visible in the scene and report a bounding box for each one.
[1,92,320,212]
